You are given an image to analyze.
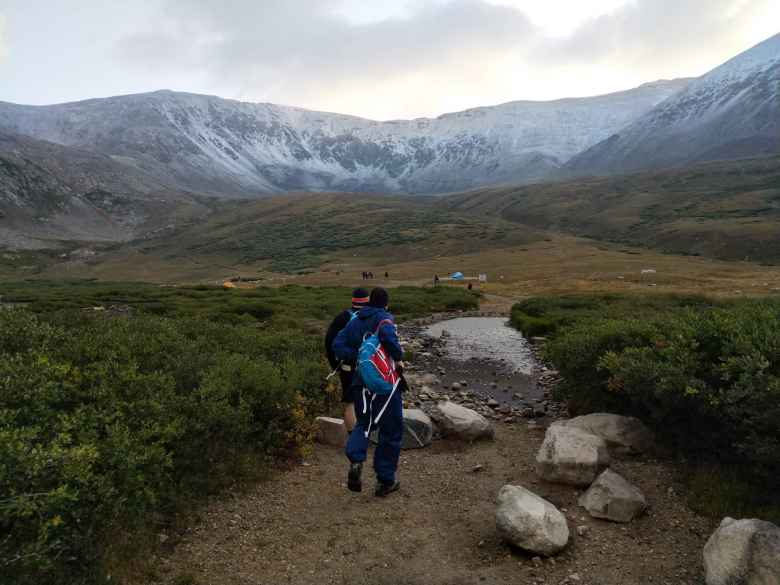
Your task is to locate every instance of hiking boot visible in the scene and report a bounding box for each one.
[347,462,363,492]
[374,480,401,497]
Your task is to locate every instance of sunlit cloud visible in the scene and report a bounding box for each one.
[0,0,777,119]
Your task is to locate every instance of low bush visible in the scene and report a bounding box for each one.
[0,310,324,584]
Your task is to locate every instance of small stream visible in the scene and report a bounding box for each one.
[425,317,536,375]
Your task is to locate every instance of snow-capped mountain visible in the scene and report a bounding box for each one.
[0,81,687,196]
[566,33,780,176]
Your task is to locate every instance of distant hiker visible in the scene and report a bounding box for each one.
[369,271,374,280]
[325,288,370,433]
[384,272,389,279]
[434,274,440,286]
[468,283,473,291]
[333,287,404,497]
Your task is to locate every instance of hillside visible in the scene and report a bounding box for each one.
[567,33,780,176]
[443,155,780,263]
[0,131,210,249]
[0,81,687,196]
[80,193,542,277]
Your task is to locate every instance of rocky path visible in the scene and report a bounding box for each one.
[154,312,715,585]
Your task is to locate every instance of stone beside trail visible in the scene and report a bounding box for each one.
[703,517,780,585]
[429,400,494,441]
[496,485,569,556]
[536,423,611,486]
[561,413,654,457]
[369,408,435,449]
[315,416,347,447]
[579,469,648,523]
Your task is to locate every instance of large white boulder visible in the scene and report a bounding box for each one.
[496,485,570,556]
[536,423,610,486]
[315,417,347,447]
[703,517,780,585]
[561,413,654,456]
[579,469,647,523]
[429,400,494,441]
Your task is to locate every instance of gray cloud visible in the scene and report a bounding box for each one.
[547,0,774,71]
[115,0,537,112]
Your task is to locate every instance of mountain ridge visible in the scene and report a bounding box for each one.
[0,79,689,196]
[566,33,780,176]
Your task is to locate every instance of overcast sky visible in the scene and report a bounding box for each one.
[0,1,778,120]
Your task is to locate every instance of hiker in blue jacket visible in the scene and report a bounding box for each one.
[332,287,404,497]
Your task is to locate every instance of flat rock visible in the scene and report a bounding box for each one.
[578,469,647,522]
[315,417,347,447]
[496,485,570,556]
[703,517,780,585]
[429,400,494,441]
[561,413,654,456]
[536,423,610,486]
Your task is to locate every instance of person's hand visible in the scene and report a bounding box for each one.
[396,361,405,374]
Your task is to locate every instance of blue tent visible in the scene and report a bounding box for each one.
[451,272,465,280]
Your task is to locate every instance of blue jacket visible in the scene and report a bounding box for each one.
[332,306,403,364]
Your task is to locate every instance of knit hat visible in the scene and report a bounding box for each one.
[351,288,370,309]
[369,287,389,308]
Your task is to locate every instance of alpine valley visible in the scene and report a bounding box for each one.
[0,32,778,256]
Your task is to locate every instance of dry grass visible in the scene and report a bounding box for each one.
[20,233,780,304]
[286,233,780,299]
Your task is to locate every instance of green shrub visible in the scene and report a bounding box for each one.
[516,294,780,497]
[0,311,324,585]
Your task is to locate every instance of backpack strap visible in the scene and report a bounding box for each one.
[374,319,394,334]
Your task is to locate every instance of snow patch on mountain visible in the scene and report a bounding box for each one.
[566,33,780,175]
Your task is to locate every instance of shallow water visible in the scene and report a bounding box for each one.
[425,317,535,375]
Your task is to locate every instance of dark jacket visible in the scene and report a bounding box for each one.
[332,306,403,365]
[324,309,355,368]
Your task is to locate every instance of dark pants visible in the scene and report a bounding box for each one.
[345,385,404,485]
[339,369,355,403]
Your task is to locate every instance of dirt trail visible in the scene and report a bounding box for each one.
[154,313,714,585]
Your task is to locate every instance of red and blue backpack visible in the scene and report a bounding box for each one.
[357,319,400,395]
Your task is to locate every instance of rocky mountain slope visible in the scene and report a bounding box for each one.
[0,131,208,249]
[0,81,688,196]
[566,33,780,176]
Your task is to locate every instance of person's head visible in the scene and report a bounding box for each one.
[351,288,369,310]
[369,287,389,309]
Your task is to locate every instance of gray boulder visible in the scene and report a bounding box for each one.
[578,469,647,523]
[703,517,780,585]
[536,423,610,486]
[315,417,347,447]
[429,400,494,441]
[561,413,654,456]
[496,485,570,556]
[371,409,434,449]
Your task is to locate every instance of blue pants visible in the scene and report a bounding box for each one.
[345,385,404,485]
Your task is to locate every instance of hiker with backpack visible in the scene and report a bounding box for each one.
[325,288,370,432]
[332,287,404,497]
